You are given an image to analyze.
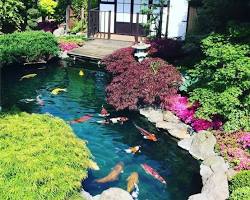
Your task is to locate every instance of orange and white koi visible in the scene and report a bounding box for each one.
[125,146,141,154]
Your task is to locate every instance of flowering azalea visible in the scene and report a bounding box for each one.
[59,42,79,52]
[238,132,250,149]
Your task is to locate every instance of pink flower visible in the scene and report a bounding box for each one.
[59,42,79,51]
[192,118,212,132]
[238,132,250,149]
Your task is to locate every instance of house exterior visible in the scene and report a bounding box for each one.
[95,0,189,40]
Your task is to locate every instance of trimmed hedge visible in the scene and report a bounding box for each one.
[0,31,59,65]
[229,171,250,193]
[0,112,91,200]
[230,187,250,200]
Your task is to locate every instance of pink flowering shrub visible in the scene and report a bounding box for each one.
[238,132,250,149]
[162,94,222,132]
[59,42,79,52]
[215,131,250,170]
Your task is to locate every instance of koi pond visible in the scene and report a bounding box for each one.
[2,60,202,200]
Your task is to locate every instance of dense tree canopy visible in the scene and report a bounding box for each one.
[193,0,250,33]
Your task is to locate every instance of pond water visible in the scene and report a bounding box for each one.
[2,60,202,200]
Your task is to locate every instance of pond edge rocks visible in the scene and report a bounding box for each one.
[139,107,230,200]
[80,187,133,200]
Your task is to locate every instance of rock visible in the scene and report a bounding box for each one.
[203,155,228,173]
[157,121,190,139]
[188,193,209,200]
[163,110,180,123]
[98,188,133,200]
[53,27,65,37]
[59,51,69,59]
[200,164,213,184]
[179,131,216,160]
[226,168,237,180]
[80,190,94,200]
[201,172,229,200]
[178,136,193,150]
[139,107,163,123]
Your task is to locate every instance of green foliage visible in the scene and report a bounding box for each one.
[230,187,250,200]
[0,31,59,65]
[188,33,250,132]
[39,0,58,17]
[141,0,168,37]
[195,0,250,33]
[26,8,41,30]
[0,0,25,33]
[58,35,87,45]
[0,112,91,200]
[70,21,86,34]
[229,171,250,193]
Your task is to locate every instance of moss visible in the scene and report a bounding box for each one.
[0,112,91,200]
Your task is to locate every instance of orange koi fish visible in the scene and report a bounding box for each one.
[134,123,158,142]
[70,114,92,124]
[141,163,166,184]
[95,162,124,183]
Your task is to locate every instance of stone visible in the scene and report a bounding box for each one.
[203,155,228,173]
[98,188,133,200]
[200,164,213,184]
[59,51,69,59]
[188,193,209,200]
[162,110,180,123]
[53,27,65,37]
[80,190,94,200]
[226,168,237,180]
[139,107,163,123]
[178,137,193,150]
[189,131,216,160]
[201,172,229,200]
[156,121,190,139]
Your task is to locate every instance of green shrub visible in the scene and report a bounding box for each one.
[0,112,91,200]
[70,21,86,34]
[26,8,41,30]
[229,170,250,193]
[230,187,250,200]
[0,31,59,65]
[188,33,250,132]
[58,35,87,45]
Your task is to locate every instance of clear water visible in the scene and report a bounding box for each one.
[2,60,201,200]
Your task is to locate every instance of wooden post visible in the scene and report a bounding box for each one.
[108,11,111,39]
[87,0,91,38]
[135,13,139,43]
[66,5,70,34]
[165,0,170,38]
[157,5,163,38]
[81,7,85,32]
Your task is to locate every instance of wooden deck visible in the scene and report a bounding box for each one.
[67,39,133,60]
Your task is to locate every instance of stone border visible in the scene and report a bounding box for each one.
[139,107,230,200]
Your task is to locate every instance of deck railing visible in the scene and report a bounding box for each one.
[87,7,166,41]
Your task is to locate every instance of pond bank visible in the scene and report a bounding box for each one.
[139,107,230,200]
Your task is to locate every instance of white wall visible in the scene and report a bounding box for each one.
[167,0,189,40]
[99,4,115,33]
